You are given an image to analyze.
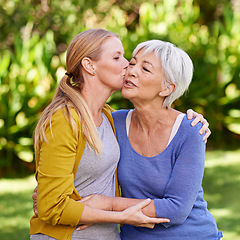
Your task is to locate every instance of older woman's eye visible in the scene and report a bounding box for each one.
[143,67,150,72]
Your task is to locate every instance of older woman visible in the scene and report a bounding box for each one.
[111,40,222,239]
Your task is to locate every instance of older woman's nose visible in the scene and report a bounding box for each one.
[127,67,137,78]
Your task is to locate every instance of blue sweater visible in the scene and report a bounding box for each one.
[112,110,222,240]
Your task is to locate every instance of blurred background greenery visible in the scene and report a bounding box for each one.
[0,0,239,239]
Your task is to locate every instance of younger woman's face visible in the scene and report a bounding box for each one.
[94,36,129,92]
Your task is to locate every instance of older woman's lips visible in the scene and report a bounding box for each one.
[124,80,136,87]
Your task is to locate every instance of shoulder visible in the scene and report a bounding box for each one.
[46,107,81,142]
[51,107,80,126]
[179,115,204,142]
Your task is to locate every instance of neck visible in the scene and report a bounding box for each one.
[132,100,179,133]
[81,79,113,126]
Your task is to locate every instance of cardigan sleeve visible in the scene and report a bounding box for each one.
[154,121,206,227]
[37,109,84,226]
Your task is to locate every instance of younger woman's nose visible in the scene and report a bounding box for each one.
[123,58,129,69]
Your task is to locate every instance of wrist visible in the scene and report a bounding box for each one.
[118,210,127,224]
[106,196,115,211]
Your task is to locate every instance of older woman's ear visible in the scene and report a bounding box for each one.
[159,83,176,97]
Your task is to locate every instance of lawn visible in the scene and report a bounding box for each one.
[202,149,240,239]
[0,149,240,240]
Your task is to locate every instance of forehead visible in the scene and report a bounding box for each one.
[101,36,124,55]
[134,50,161,67]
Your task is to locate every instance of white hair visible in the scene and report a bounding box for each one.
[133,40,193,108]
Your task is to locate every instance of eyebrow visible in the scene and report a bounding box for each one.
[115,51,125,55]
[133,56,154,67]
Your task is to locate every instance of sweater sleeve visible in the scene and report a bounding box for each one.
[37,109,84,226]
[154,121,206,227]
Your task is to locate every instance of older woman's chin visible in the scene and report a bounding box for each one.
[121,88,132,100]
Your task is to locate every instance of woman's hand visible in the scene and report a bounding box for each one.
[186,109,211,142]
[32,186,38,216]
[121,199,169,229]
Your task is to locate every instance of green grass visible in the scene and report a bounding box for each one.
[0,175,36,240]
[0,149,240,240]
[203,149,240,239]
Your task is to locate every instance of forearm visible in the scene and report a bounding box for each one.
[81,194,157,218]
[78,205,123,225]
[111,197,157,218]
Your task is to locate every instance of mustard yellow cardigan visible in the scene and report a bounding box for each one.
[30,104,119,240]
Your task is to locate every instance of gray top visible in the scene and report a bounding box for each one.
[71,112,121,240]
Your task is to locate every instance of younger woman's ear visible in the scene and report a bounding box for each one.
[159,83,176,97]
[81,57,96,75]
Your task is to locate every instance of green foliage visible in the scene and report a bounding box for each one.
[0,0,239,175]
[0,26,58,175]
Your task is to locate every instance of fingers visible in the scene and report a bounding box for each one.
[198,119,211,142]
[76,224,92,231]
[33,197,38,216]
[138,216,170,228]
[32,187,38,216]
[79,195,93,203]
[33,204,38,216]
[154,217,170,223]
[138,223,155,229]
[134,199,152,210]
[145,216,170,224]
[32,192,37,200]
[203,128,211,143]
[191,114,204,127]
[187,109,194,120]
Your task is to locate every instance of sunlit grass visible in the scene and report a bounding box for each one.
[0,175,36,240]
[0,149,240,240]
[203,149,240,239]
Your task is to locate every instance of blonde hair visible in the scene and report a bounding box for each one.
[34,29,118,155]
